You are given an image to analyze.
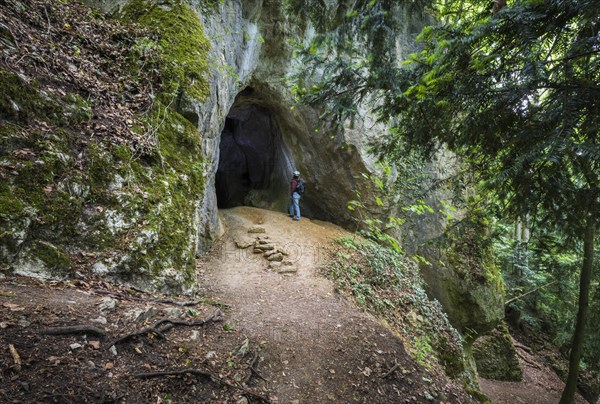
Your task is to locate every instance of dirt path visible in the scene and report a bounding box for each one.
[480,340,588,404]
[197,207,472,403]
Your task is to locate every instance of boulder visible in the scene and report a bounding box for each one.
[473,322,522,381]
[419,212,504,337]
[235,239,255,249]
[268,261,282,270]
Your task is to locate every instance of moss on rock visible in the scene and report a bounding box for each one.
[473,322,523,381]
[120,0,211,101]
[27,240,73,275]
[1,99,204,291]
[0,70,57,123]
[0,70,94,127]
[124,103,203,291]
[1,1,210,293]
[0,69,203,290]
[422,207,505,338]
[417,205,506,395]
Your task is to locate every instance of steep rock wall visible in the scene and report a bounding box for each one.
[1,0,210,293]
[189,0,384,250]
[82,0,401,254]
[2,0,382,293]
[178,0,505,357]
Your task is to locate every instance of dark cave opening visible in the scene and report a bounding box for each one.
[216,103,277,209]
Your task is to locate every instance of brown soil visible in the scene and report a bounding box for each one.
[0,206,474,403]
[197,207,474,403]
[0,276,263,403]
[480,337,588,404]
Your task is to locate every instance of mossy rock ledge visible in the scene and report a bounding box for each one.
[0,71,204,293]
[418,209,505,385]
[0,0,211,294]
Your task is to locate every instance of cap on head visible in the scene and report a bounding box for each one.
[293,170,300,177]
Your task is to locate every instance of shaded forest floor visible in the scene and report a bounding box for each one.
[0,206,587,403]
[0,207,471,403]
[0,275,262,403]
[480,337,588,404]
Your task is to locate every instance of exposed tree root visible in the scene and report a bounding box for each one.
[243,351,268,384]
[110,309,223,346]
[39,325,107,337]
[134,368,215,380]
[134,368,271,403]
[381,362,400,379]
[517,352,542,370]
[94,289,202,307]
[514,342,533,353]
[8,344,21,372]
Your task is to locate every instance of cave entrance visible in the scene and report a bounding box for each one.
[216,102,279,209]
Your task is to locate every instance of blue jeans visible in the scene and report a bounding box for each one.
[289,192,301,220]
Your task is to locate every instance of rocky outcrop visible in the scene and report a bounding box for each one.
[86,1,400,257]
[417,206,504,386]
[1,0,209,293]
[2,0,382,292]
[472,322,523,382]
[189,0,386,244]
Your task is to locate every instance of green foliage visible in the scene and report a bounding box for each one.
[335,236,360,250]
[346,167,405,252]
[288,1,430,129]
[293,0,599,235]
[412,335,434,368]
[347,196,404,253]
[498,218,600,375]
[345,160,435,253]
[324,237,466,377]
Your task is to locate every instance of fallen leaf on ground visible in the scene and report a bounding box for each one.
[2,303,25,311]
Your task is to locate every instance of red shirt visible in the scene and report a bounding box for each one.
[290,179,298,196]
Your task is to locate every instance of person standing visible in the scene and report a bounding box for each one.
[289,170,304,221]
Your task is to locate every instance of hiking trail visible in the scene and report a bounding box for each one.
[197,207,472,403]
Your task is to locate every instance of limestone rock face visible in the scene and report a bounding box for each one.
[189,0,384,246]
[77,0,395,265]
[419,212,504,336]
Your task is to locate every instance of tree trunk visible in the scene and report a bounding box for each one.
[559,218,595,404]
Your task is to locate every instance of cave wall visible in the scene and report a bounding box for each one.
[216,102,278,208]
[177,0,389,250]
